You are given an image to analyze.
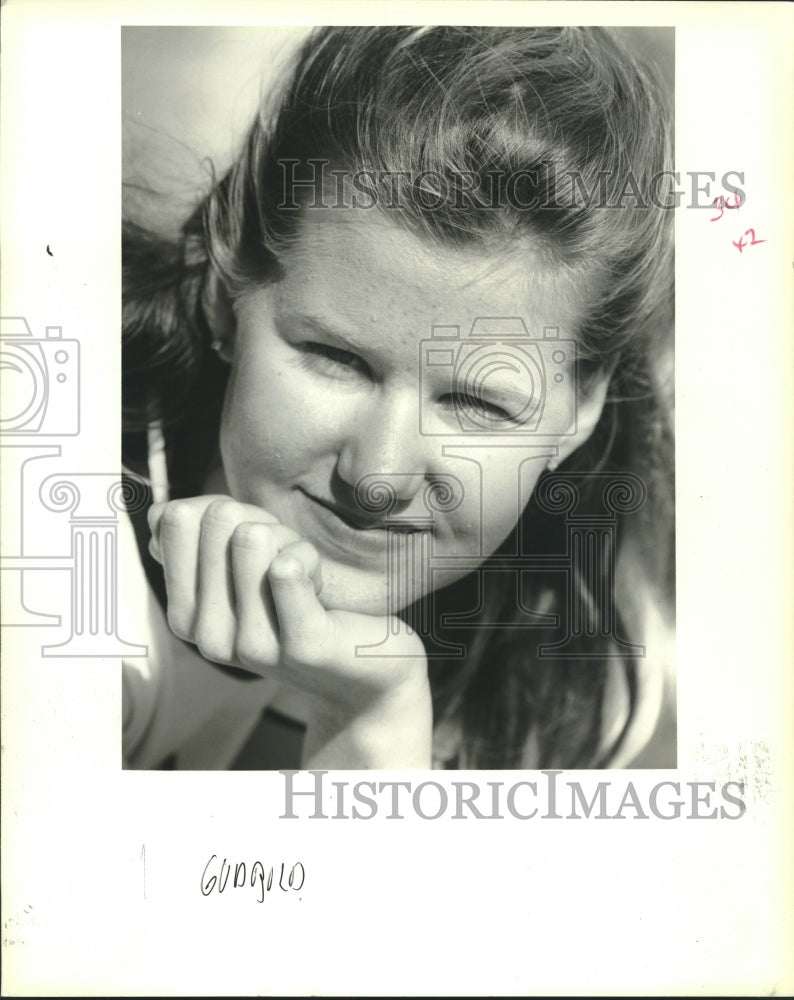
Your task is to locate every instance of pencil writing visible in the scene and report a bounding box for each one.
[201,855,305,902]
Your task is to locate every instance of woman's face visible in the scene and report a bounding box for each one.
[218,207,603,615]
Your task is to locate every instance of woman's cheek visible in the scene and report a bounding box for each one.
[222,370,341,481]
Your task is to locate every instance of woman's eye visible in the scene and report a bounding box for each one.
[299,342,370,377]
[451,392,514,422]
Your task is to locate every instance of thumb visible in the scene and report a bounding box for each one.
[268,540,327,657]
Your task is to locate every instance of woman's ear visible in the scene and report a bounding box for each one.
[201,266,236,363]
[556,369,611,464]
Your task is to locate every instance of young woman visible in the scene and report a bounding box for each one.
[121,26,675,771]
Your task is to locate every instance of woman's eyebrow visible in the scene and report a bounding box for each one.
[283,313,368,355]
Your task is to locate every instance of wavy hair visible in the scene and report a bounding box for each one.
[123,26,674,768]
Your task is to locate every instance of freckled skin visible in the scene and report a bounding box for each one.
[218,208,606,615]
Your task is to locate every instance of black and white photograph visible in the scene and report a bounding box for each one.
[1,2,791,996]
[120,25,676,773]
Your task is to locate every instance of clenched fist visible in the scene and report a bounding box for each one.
[147,495,432,767]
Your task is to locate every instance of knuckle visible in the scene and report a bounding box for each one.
[269,552,304,581]
[231,521,272,550]
[194,625,231,665]
[203,498,241,527]
[160,501,195,533]
[286,539,320,576]
[166,605,193,641]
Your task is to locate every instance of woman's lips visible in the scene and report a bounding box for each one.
[293,488,431,563]
[307,493,421,531]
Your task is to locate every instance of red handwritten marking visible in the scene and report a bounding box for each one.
[733,228,766,253]
[710,194,763,253]
[711,193,742,222]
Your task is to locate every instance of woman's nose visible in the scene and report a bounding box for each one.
[335,389,429,502]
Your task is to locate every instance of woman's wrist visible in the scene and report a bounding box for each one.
[301,665,432,769]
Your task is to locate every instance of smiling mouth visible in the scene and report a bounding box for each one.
[294,488,432,563]
[304,491,427,533]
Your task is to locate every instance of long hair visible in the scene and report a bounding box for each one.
[123,26,674,768]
